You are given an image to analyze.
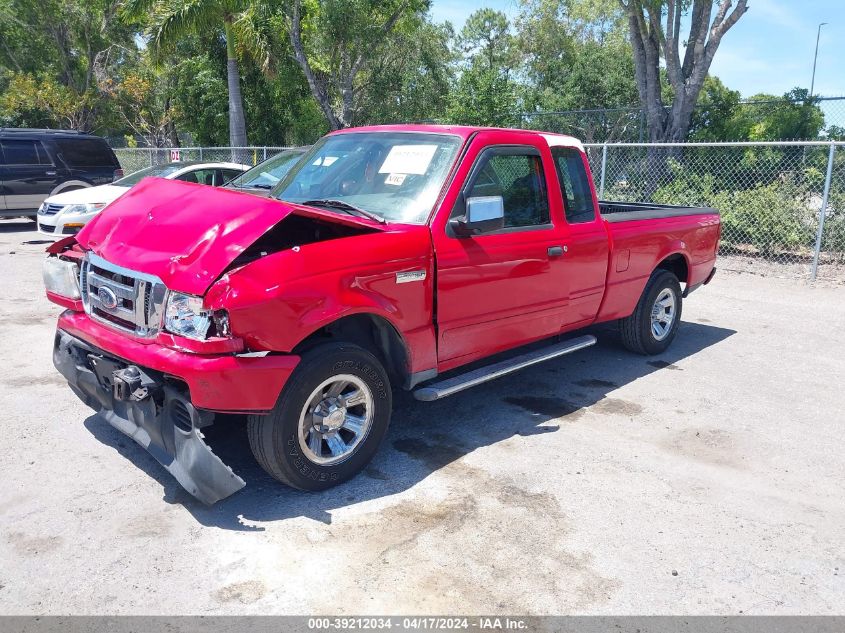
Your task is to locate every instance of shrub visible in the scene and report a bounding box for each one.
[654,168,813,257]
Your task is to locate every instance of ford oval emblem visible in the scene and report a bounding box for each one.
[98,285,118,310]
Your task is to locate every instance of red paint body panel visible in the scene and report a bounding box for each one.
[431,130,573,365]
[46,291,83,312]
[597,214,720,321]
[203,225,437,374]
[57,310,298,412]
[76,177,386,296]
[46,124,719,412]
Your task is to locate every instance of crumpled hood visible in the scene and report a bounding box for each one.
[76,177,385,295]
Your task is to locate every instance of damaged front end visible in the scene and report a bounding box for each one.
[53,330,245,504]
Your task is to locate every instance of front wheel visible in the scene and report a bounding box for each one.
[620,269,683,355]
[248,342,392,491]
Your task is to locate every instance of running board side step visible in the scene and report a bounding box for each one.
[413,335,597,402]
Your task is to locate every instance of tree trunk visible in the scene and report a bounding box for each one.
[224,18,248,148]
[287,0,409,131]
[622,0,748,143]
[288,0,343,130]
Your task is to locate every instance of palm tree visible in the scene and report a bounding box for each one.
[124,0,271,147]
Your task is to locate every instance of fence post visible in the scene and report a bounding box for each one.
[199,147,203,161]
[811,142,836,281]
[599,144,608,199]
[263,146,268,160]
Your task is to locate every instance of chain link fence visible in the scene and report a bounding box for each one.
[113,146,295,174]
[112,141,845,283]
[522,96,845,143]
[585,141,845,282]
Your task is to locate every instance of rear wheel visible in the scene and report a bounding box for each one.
[248,342,392,491]
[620,269,683,355]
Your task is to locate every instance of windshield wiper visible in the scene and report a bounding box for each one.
[250,183,273,189]
[302,199,386,224]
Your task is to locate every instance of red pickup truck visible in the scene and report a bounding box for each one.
[43,125,719,503]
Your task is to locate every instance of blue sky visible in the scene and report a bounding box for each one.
[430,0,845,99]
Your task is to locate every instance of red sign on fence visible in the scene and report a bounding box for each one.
[170,149,180,162]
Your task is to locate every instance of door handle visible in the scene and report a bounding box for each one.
[45,171,57,176]
[548,245,566,257]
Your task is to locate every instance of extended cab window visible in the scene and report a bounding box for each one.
[466,150,550,228]
[552,147,596,224]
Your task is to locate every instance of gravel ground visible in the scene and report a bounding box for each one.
[0,218,843,615]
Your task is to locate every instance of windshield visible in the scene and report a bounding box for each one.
[114,163,186,187]
[228,149,307,189]
[274,132,462,224]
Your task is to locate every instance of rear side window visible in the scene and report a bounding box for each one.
[54,138,118,167]
[466,150,550,228]
[1,140,51,165]
[551,147,596,224]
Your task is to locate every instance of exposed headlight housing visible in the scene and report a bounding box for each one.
[164,292,213,340]
[42,256,81,299]
[62,202,108,215]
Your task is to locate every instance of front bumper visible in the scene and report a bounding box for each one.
[37,213,90,237]
[54,329,248,504]
[57,310,299,412]
[53,314,300,504]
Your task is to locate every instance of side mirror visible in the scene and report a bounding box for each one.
[450,195,505,237]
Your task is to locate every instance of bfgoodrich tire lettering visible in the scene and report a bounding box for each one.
[620,269,683,355]
[248,342,392,491]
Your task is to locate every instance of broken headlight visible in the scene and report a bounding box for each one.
[42,256,81,299]
[164,292,212,340]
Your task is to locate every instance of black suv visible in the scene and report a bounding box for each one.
[0,129,121,218]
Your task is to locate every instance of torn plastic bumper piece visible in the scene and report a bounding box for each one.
[53,329,245,504]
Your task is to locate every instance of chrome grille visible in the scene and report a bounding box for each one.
[81,253,166,337]
[41,203,65,216]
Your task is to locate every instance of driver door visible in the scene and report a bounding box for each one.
[432,131,570,368]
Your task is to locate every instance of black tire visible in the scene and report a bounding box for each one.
[620,269,683,355]
[247,342,392,491]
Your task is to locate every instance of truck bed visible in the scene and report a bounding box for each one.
[594,201,720,323]
[599,201,717,223]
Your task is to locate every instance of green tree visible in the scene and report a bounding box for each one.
[286,0,430,130]
[688,76,752,141]
[516,0,638,141]
[356,18,456,125]
[620,0,749,142]
[0,72,94,129]
[123,0,272,145]
[446,9,521,127]
[745,88,825,141]
[0,0,136,131]
[97,51,182,147]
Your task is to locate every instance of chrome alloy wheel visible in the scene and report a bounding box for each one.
[297,374,374,465]
[650,288,677,341]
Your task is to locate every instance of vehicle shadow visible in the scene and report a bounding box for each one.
[0,219,38,234]
[83,321,735,531]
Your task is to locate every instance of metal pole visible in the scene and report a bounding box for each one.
[811,142,836,281]
[810,22,828,97]
[599,144,608,198]
[149,148,154,167]
[263,146,268,160]
[199,147,203,161]
[638,109,645,143]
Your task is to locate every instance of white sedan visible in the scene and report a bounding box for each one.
[36,161,250,237]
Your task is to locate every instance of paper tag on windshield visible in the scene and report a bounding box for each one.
[385,173,406,186]
[313,156,338,166]
[378,145,437,175]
